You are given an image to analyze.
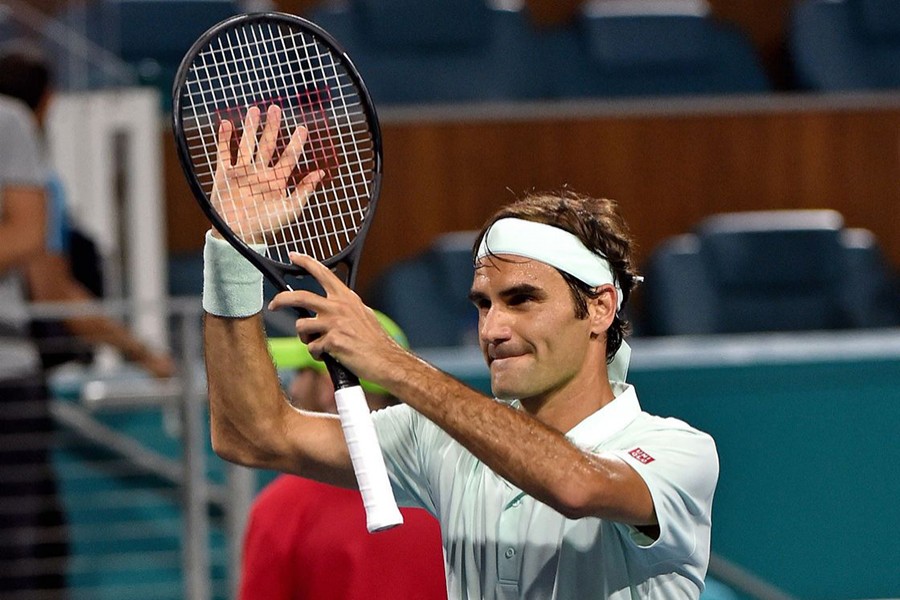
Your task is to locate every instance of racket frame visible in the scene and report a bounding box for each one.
[172,11,383,292]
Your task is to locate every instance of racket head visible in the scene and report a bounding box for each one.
[172,12,382,288]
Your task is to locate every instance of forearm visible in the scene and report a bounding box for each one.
[63,313,152,361]
[0,187,45,274]
[204,312,294,467]
[203,312,355,484]
[382,351,653,523]
[26,253,170,374]
[0,230,38,273]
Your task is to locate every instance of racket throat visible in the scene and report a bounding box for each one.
[324,355,361,389]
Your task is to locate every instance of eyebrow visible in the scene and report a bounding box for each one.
[468,283,545,304]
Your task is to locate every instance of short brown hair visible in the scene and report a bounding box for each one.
[0,44,52,112]
[473,188,640,363]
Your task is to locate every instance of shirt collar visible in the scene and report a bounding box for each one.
[506,383,642,448]
[564,383,641,449]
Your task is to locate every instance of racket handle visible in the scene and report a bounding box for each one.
[333,384,404,533]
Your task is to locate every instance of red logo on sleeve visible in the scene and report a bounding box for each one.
[629,447,655,464]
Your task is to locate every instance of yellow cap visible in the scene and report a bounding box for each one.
[267,311,408,395]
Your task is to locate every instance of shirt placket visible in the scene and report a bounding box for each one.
[496,490,526,599]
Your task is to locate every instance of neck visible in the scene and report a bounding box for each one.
[519,366,616,433]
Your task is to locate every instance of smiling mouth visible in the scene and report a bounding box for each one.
[489,352,524,367]
[486,343,528,366]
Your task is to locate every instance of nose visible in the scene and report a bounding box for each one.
[479,305,513,346]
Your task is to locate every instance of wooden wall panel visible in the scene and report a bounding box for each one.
[164,101,900,296]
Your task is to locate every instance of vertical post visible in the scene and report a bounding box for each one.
[121,88,169,350]
[179,310,211,600]
[226,464,256,598]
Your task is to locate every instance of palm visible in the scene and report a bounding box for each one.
[211,105,323,244]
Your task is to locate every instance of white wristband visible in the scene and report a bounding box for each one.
[202,230,266,318]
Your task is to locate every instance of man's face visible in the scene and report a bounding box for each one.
[469,255,605,402]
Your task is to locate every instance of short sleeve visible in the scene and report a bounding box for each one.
[44,176,69,253]
[610,419,719,566]
[372,403,438,515]
[0,100,44,186]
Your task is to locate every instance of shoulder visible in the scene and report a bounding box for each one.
[626,412,717,453]
[372,402,440,439]
[0,95,44,185]
[611,413,720,523]
[0,96,37,136]
[609,412,719,497]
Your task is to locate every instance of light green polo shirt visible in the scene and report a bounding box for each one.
[373,383,719,599]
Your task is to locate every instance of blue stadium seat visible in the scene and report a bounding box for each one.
[55,0,240,95]
[547,0,770,98]
[639,210,900,335]
[366,231,479,348]
[307,0,544,105]
[839,227,900,327]
[696,210,848,333]
[789,0,900,90]
[640,233,718,336]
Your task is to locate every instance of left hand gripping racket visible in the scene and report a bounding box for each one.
[172,12,402,532]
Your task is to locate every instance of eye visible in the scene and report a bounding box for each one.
[471,296,491,310]
[508,293,534,306]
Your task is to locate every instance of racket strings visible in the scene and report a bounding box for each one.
[232,25,323,257]
[180,20,376,264]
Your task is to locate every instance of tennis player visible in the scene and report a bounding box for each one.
[203,187,719,598]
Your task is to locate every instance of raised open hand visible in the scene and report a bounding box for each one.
[211,104,324,244]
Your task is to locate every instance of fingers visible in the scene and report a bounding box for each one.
[274,123,310,179]
[293,169,325,206]
[268,288,329,314]
[267,289,355,364]
[265,254,354,312]
[216,119,234,168]
[237,106,261,165]
[256,105,282,167]
[228,105,314,193]
[289,253,348,296]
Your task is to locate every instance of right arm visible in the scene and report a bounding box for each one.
[203,283,357,488]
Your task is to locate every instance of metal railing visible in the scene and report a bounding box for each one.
[7,297,255,600]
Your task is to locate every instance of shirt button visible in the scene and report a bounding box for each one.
[505,547,516,559]
[511,499,522,508]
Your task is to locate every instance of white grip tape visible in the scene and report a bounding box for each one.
[334,385,404,532]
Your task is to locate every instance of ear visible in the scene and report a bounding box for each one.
[588,284,617,336]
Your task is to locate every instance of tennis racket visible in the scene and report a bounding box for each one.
[171,12,402,533]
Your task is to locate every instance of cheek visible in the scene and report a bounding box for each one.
[289,371,336,412]
[539,315,594,366]
[314,376,337,413]
[288,375,312,404]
